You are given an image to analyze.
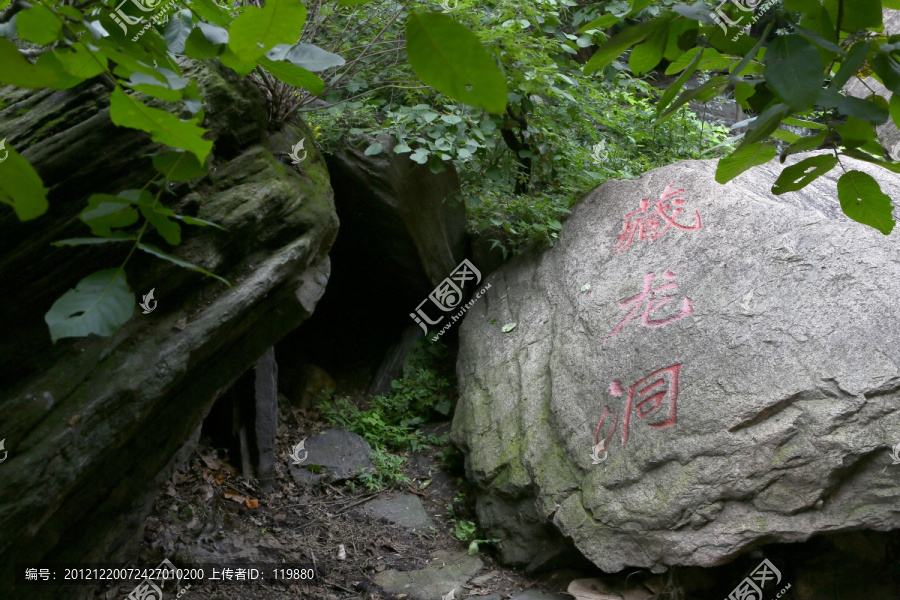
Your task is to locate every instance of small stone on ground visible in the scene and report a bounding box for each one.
[374,550,483,600]
[359,491,435,529]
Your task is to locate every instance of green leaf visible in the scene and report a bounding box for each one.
[165,10,194,55]
[140,205,181,245]
[190,0,231,27]
[267,43,345,71]
[824,0,882,32]
[184,26,223,59]
[836,95,889,124]
[780,132,828,162]
[219,47,257,77]
[17,3,62,45]
[137,243,230,284]
[81,198,139,236]
[772,154,838,194]
[629,24,667,76]
[0,141,50,221]
[658,76,727,121]
[109,88,212,162]
[869,53,900,96]
[364,142,383,155]
[836,171,895,234]
[743,103,791,145]
[658,48,703,116]
[405,12,508,114]
[45,269,135,343]
[664,47,702,75]
[53,45,107,79]
[257,57,325,94]
[500,322,517,333]
[715,142,776,184]
[228,0,307,62]
[764,34,824,110]
[0,38,61,87]
[584,18,663,75]
[890,93,900,129]
[174,214,226,230]
[153,151,209,181]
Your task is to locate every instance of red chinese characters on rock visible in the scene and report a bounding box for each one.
[591,365,681,460]
[604,271,693,339]
[614,184,701,255]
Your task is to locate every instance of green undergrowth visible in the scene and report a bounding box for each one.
[320,338,456,490]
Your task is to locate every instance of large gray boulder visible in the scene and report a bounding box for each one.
[451,154,900,573]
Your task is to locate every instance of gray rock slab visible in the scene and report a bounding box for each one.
[290,427,373,484]
[375,551,483,600]
[510,591,568,600]
[359,491,435,529]
[451,153,900,573]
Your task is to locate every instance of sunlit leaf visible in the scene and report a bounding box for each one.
[715,142,776,183]
[837,170,895,234]
[45,269,135,343]
[17,3,61,45]
[406,12,508,114]
[0,141,50,221]
[228,0,307,61]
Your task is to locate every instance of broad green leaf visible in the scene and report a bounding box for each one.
[45,269,135,343]
[165,10,193,54]
[743,103,791,145]
[715,142,776,184]
[109,88,212,162]
[584,18,665,75]
[780,132,828,162]
[658,76,727,121]
[257,57,325,94]
[198,22,229,44]
[0,142,50,220]
[175,214,226,230]
[764,34,824,110]
[406,12,508,114]
[52,45,107,79]
[228,0,307,62]
[869,53,900,96]
[577,13,620,33]
[184,27,223,59]
[137,243,230,284]
[364,142,383,156]
[773,154,838,194]
[781,116,826,130]
[835,116,877,148]
[664,47,702,76]
[140,205,181,245]
[17,3,61,45]
[824,0,882,32]
[81,199,139,236]
[153,151,209,181]
[629,25,667,76]
[191,0,231,27]
[837,170,895,234]
[219,47,257,76]
[658,48,703,117]
[0,38,61,87]
[836,95,889,124]
[267,43,345,71]
[662,19,697,61]
[124,72,185,102]
[890,94,900,130]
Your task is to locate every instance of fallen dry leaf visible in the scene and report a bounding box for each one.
[215,472,227,485]
[223,489,245,503]
[245,498,259,509]
[201,454,220,470]
[68,414,82,427]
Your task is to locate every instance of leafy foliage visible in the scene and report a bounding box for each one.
[0,0,507,341]
[306,0,732,255]
[588,0,899,234]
